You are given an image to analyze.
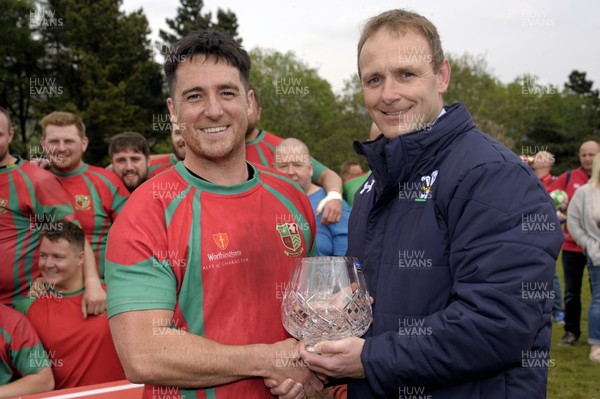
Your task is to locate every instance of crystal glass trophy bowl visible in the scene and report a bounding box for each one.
[281,256,373,345]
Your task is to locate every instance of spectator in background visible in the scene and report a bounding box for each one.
[148,125,185,178]
[246,84,344,225]
[15,220,125,389]
[548,140,600,345]
[342,122,379,207]
[530,150,564,324]
[0,304,54,398]
[340,160,364,183]
[566,153,600,363]
[40,111,129,279]
[109,131,150,192]
[274,138,351,256]
[0,106,102,316]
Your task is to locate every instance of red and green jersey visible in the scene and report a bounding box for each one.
[343,171,371,207]
[246,130,327,183]
[106,162,315,399]
[148,154,179,178]
[53,163,129,277]
[0,304,50,385]
[14,284,125,389]
[0,158,76,306]
[547,167,590,252]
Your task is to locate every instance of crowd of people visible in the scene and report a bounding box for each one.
[0,7,596,399]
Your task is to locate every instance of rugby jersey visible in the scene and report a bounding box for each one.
[246,130,327,182]
[106,162,315,399]
[15,285,125,389]
[148,154,179,178]
[53,163,129,277]
[0,158,76,306]
[0,304,50,385]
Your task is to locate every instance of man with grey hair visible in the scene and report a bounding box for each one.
[298,9,563,399]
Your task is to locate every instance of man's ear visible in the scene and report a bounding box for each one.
[81,136,89,152]
[437,58,451,95]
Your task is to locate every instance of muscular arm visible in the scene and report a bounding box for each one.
[110,308,323,394]
[82,239,105,317]
[0,367,54,399]
[316,169,343,225]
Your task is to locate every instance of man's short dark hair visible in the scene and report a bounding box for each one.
[164,30,251,97]
[109,132,150,158]
[40,219,85,252]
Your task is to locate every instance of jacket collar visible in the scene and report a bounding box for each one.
[353,103,475,193]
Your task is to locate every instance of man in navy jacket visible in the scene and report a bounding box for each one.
[298,9,564,399]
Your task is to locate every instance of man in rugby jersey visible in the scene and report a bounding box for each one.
[0,107,104,317]
[0,304,54,398]
[106,30,324,399]
[15,220,125,389]
[245,85,344,225]
[40,111,130,278]
[109,131,151,192]
[273,138,351,257]
[147,125,186,178]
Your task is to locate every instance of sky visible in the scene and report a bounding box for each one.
[121,0,599,94]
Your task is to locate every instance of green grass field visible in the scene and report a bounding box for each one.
[547,255,600,398]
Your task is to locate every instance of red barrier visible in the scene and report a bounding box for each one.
[17,380,143,399]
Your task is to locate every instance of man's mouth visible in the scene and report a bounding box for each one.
[201,126,228,134]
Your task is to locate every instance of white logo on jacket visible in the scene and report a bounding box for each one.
[417,170,438,201]
[360,178,375,194]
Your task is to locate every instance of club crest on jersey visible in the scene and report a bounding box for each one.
[416,170,438,202]
[212,233,229,250]
[0,198,7,214]
[75,195,91,211]
[276,222,303,257]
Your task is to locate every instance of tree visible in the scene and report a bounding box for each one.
[32,0,165,165]
[0,0,44,151]
[249,48,360,169]
[565,70,600,99]
[158,0,241,46]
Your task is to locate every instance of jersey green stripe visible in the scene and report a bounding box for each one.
[263,140,276,154]
[13,343,50,375]
[14,296,35,315]
[0,327,13,385]
[0,327,10,343]
[105,258,177,318]
[54,162,87,177]
[81,174,108,277]
[10,171,36,302]
[175,163,259,196]
[256,146,269,166]
[245,130,264,145]
[310,156,327,182]
[90,171,128,213]
[169,189,215,399]
[178,189,205,336]
[164,186,192,229]
[0,357,12,385]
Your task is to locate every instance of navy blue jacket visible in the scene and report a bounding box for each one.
[347,103,563,399]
